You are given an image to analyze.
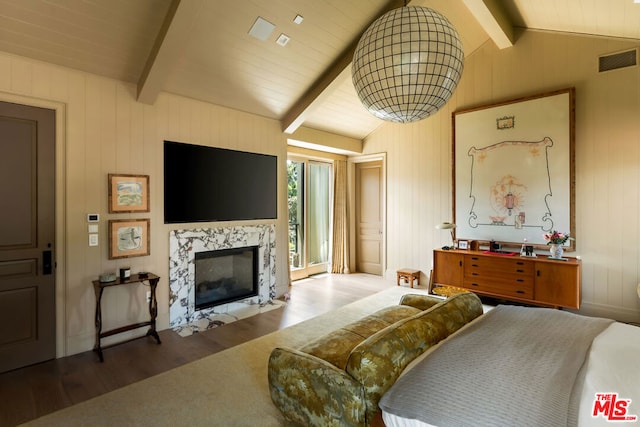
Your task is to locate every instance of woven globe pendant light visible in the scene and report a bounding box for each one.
[352,6,464,123]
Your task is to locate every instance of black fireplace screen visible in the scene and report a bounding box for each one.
[194,246,259,310]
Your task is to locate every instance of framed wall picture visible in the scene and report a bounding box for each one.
[108,174,150,213]
[452,88,575,249]
[108,219,150,259]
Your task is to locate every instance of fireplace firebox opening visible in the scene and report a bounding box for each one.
[194,245,259,310]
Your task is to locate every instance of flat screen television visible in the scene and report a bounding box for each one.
[164,140,277,223]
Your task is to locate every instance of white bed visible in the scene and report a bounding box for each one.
[381,310,640,427]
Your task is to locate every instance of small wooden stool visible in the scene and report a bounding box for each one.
[397,269,420,288]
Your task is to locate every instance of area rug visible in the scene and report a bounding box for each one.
[172,299,287,337]
[21,286,430,427]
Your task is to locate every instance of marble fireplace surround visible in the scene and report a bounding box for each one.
[169,224,276,328]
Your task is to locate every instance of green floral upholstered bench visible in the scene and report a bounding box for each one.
[268,292,483,427]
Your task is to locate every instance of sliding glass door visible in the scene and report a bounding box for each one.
[287,157,332,280]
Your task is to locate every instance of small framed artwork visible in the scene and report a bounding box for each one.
[458,240,469,250]
[108,174,150,213]
[108,219,150,259]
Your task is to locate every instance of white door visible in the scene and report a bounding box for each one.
[356,160,383,275]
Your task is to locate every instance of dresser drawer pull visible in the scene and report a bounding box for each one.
[471,264,479,267]
[516,261,524,265]
[516,279,524,282]
[472,272,479,276]
[471,283,479,287]
[516,269,525,273]
[471,257,479,260]
[516,290,525,294]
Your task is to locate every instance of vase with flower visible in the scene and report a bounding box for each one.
[543,230,573,259]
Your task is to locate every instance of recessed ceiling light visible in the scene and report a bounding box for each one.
[248,17,275,41]
[293,14,304,24]
[276,33,290,46]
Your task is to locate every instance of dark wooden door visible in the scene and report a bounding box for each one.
[0,101,56,373]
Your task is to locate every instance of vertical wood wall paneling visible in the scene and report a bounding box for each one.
[82,78,102,338]
[49,65,70,101]
[616,60,640,308]
[363,30,640,321]
[32,61,51,99]
[10,57,32,95]
[414,121,426,271]
[0,51,291,354]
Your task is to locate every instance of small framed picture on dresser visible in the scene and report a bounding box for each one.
[458,240,469,250]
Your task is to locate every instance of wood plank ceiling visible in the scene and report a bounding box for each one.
[0,0,639,141]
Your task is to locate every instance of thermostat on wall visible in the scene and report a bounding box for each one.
[87,213,99,222]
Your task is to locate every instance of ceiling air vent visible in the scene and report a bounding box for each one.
[598,48,637,73]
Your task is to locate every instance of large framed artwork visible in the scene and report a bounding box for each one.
[453,88,575,249]
[108,219,150,259]
[108,174,150,213]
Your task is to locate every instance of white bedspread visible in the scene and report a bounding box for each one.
[382,321,640,427]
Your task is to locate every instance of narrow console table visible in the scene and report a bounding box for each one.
[432,249,581,309]
[92,273,161,362]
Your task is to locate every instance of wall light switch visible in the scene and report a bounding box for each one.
[88,224,99,233]
[89,234,99,246]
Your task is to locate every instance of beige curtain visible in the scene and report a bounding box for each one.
[331,160,349,274]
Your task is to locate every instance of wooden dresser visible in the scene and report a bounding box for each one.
[432,249,581,309]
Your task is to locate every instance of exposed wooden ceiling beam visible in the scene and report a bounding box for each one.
[462,0,514,49]
[137,0,204,105]
[281,0,404,135]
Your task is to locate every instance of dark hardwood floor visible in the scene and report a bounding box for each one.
[0,272,401,427]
